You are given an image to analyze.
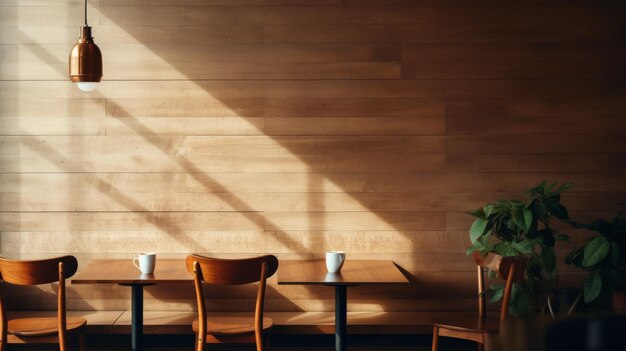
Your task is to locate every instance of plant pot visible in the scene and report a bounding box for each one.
[612,289,626,311]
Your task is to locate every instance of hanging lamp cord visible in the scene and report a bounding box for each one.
[84,0,88,26]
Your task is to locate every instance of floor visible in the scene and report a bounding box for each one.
[6,334,475,350]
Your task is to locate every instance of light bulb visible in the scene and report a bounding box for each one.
[76,82,98,92]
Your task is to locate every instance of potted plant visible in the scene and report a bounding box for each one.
[467,181,574,315]
[565,211,626,308]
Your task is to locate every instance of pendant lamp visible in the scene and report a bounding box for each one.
[69,0,102,92]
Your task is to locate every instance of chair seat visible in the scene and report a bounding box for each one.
[192,317,273,335]
[434,316,501,333]
[8,317,87,337]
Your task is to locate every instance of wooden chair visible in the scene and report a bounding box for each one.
[186,254,279,351]
[0,255,86,351]
[431,252,526,351]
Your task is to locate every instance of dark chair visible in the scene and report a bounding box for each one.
[431,252,526,351]
[186,254,279,351]
[0,255,86,351]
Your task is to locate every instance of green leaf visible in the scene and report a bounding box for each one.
[483,204,494,217]
[533,202,548,219]
[508,283,529,316]
[526,180,546,195]
[547,201,569,220]
[466,241,483,255]
[489,286,504,303]
[512,208,526,230]
[523,209,533,231]
[494,243,517,257]
[555,182,574,195]
[467,208,486,219]
[466,246,478,255]
[469,218,487,244]
[545,181,556,194]
[583,272,602,303]
[582,236,610,268]
[511,240,532,254]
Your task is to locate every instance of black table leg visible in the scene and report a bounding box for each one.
[131,284,144,351]
[335,285,348,351]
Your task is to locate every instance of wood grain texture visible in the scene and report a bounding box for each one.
[2,0,625,314]
[278,260,409,285]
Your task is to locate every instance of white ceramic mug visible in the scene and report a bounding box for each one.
[133,253,156,274]
[326,251,346,273]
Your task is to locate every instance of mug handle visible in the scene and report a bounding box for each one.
[133,257,141,270]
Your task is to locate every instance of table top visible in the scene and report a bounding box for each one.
[277,260,409,286]
[72,259,191,285]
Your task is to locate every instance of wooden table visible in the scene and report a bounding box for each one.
[72,259,190,351]
[277,260,410,351]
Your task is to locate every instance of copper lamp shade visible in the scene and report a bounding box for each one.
[69,26,102,91]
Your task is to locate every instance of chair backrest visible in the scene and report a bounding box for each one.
[0,256,78,285]
[473,252,527,323]
[185,254,278,285]
[186,254,279,351]
[0,255,78,349]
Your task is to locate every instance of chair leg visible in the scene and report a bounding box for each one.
[195,333,202,351]
[78,331,85,351]
[431,326,439,351]
[60,334,67,351]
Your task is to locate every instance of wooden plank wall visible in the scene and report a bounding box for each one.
[1,0,625,312]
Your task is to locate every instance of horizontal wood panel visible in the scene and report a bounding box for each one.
[0,6,100,25]
[609,135,626,152]
[1,62,401,80]
[264,212,445,231]
[446,135,608,154]
[611,154,626,174]
[0,117,105,136]
[0,136,186,172]
[0,80,444,99]
[261,6,608,25]
[265,117,445,135]
[446,98,626,117]
[2,192,622,212]
[403,43,626,61]
[447,116,626,135]
[0,231,469,255]
[106,98,265,118]
[185,151,444,173]
[106,117,265,136]
[0,212,264,231]
[446,154,610,173]
[187,136,445,155]
[0,136,185,156]
[1,173,623,194]
[403,60,622,79]
[265,23,612,43]
[264,98,445,118]
[0,25,264,45]
[443,80,626,98]
[0,98,104,117]
[98,43,401,63]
